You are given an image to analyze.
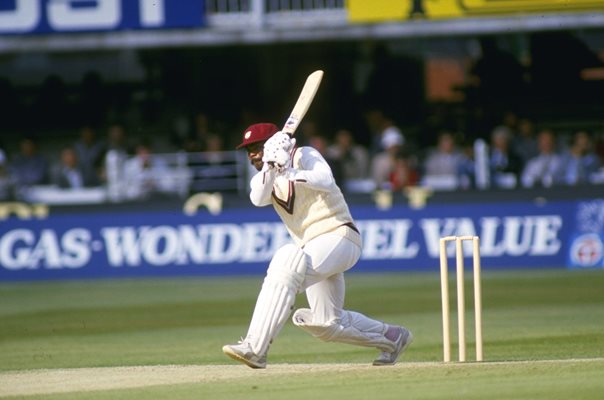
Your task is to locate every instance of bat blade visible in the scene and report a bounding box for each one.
[282,70,324,136]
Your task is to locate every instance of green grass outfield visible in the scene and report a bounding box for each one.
[1,269,603,399]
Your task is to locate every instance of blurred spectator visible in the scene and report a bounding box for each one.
[74,126,104,186]
[188,132,239,194]
[194,112,216,148]
[105,123,130,156]
[170,109,192,150]
[521,129,562,188]
[180,112,225,152]
[181,135,203,153]
[489,126,524,188]
[389,151,419,191]
[364,109,405,155]
[371,128,405,190]
[421,131,472,190]
[512,117,538,164]
[204,134,226,164]
[123,140,175,200]
[8,137,49,188]
[460,141,476,188]
[554,131,601,186]
[99,123,130,183]
[52,147,85,189]
[499,111,519,132]
[327,129,370,181]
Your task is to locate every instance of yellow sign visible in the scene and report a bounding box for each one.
[0,202,48,220]
[348,0,412,22]
[455,0,604,15]
[348,0,604,22]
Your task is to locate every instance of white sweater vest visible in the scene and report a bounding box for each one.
[271,147,357,246]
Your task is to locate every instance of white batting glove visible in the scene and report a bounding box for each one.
[262,146,290,170]
[264,131,296,153]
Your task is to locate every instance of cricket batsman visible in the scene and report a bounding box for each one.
[222,123,412,368]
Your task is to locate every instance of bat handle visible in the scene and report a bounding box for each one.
[281,128,294,137]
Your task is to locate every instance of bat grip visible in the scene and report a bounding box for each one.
[281,128,294,138]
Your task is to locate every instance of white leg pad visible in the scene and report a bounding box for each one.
[245,244,307,356]
[292,308,395,352]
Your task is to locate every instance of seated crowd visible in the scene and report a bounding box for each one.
[0,110,603,203]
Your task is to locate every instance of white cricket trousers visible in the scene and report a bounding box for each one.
[301,231,361,325]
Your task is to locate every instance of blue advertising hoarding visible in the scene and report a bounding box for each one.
[2,198,602,281]
[0,0,205,35]
[567,199,604,269]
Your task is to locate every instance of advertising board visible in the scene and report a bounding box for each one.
[348,0,604,22]
[3,198,600,281]
[0,0,205,34]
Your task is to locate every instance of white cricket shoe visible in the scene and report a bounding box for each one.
[372,326,413,366]
[222,341,267,369]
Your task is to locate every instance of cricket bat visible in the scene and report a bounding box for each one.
[282,70,324,136]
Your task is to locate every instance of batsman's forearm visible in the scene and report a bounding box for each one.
[250,166,276,206]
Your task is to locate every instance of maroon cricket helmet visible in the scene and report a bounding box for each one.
[236,123,279,149]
